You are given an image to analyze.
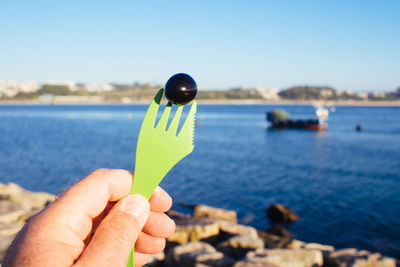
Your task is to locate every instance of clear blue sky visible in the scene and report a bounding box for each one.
[0,0,399,91]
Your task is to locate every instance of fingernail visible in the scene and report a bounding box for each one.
[123,194,150,229]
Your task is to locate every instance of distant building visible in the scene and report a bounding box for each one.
[0,80,40,97]
[84,83,114,92]
[320,88,334,98]
[256,87,281,100]
[370,92,386,98]
[356,92,369,100]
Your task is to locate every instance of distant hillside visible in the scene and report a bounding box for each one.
[279,86,400,101]
[197,88,263,100]
[2,83,399,103]
[278,86,338,100]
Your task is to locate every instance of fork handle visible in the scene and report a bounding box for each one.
[126,178,157,267]
[126,249,135,267]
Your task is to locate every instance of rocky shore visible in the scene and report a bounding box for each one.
[0,182,55,263]
[0,182,398,267]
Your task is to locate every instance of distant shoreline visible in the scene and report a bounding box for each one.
[197,99,400,106]
[0,99,399,106]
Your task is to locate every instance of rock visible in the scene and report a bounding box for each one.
[216,220,258,239]
[0,183,55,210]
[326,248,396,267]
[234,260,278,267]
[288,239,335,264]
[288,240,306,250]
[238,248,323,267]
[288,241,334,264]
[0,222,24,237]
[266,204,299,222]
[167,210,191,221]
[0,234,14,260]
[0,201,29,224]
[194,205,237,223]
[303,242,334,252]
[144,252,165,267]
[288,240,334,253]
[216,234,264,259]
[168,220,220,245]
[265,225,291,237]
[17,208,42,222]
[328,248,359,258]
[165,241,235,267]
[0,182,56,263]
[258,231,291,249]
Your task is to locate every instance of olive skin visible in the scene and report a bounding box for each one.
[165,73,197,105]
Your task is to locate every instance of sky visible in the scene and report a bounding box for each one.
[0,0,399,91]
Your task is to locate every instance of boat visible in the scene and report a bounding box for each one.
[266,106,329,130]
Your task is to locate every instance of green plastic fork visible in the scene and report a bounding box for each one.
[126,88,197,267]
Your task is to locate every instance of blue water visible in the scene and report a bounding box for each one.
[0,104,399,258]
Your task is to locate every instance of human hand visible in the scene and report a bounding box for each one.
[3,169,176,267]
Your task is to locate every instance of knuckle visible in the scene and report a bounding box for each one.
[108,169,133,180]
[91,168,110,175]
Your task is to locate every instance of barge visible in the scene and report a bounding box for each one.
[266,107,328,131]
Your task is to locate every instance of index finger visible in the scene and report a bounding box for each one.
[56,169,133,217]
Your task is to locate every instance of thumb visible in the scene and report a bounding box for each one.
[75,194,150,267]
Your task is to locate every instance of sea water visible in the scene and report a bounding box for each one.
[0,104,399,257]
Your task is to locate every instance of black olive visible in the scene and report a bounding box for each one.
[165,73,197,105]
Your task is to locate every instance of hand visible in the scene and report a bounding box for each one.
[3,169,176,267]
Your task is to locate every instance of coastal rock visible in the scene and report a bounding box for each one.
[167,210,192,221]
[0,182,56,262]
[258,231,291,249]
[0,201,29,224]
[17,208,42,222]
[237,248,323,267]
[288,239,336,264]
[265,225,291,237]
[165,241,235,267]
[288,241,334,264]
[145,252,165,267]
[194,205,237,223]
[216,234,264,259]
[0,182,55,210]
[303,242,334,252]
[0,222,24,237]
[266,204,299,222]
[168,220,220,245]
[234,260,278,267]
[0,222,24,261]
[216,220,258,239]
[326,249,396,267]
[288,240,306,250]
[0,234,14,260]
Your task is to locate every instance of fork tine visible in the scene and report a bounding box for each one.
[167,105,183,135]
[141,89,163,129]
[178,101,197,139]
[156,101,172,131]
